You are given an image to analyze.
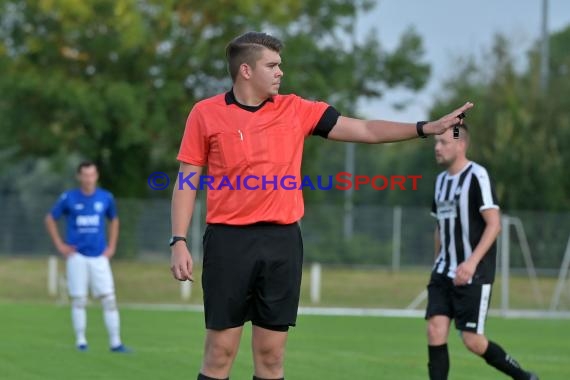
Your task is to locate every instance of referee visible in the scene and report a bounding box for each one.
[425,125,538,380]
[170,31,473,380]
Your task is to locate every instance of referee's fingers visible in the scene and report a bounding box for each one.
[457,101,474,113]
[171,264,182,280]
[454,103,473,121]
[179,264,191,281]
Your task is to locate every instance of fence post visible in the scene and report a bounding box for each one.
[180,280,192,301]
[392,206,402,272]
[47,255,58,296]
[500,215,510,315]
[310,263,322,304]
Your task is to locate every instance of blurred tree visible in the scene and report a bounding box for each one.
[400,26,570,211]
[0,0,430,198]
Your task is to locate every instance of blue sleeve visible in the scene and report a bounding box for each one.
[106,193,118,220]
[50,192,69,219]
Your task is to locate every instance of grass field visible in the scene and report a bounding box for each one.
[1,257,567,310]
[1,257,569,379]
[1,303,569,380]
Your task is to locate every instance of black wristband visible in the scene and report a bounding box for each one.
[169,236,187,247]
[416,121,428,138]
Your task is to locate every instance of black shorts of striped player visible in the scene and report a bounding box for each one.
[454,112,466,139]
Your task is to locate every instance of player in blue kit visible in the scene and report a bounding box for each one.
[45,161,130,353]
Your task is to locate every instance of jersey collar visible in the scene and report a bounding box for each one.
[225,88,274,112]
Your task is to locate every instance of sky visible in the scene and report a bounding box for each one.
[355,0,570,121]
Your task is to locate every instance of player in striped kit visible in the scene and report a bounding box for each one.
[425,125,537,379]
[45,161,130,353]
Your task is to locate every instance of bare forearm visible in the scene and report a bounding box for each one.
[44,215,63,247]
[470,221,501,265]
[172,191,196,236]
[434,227,441,261]
[107,219,119,249]
[364,120,421,143]
[171,164,202,236]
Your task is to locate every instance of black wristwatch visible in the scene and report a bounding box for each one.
[169,236,187,247]
[416,121,429,139]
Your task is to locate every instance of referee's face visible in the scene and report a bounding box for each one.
[250,48,283,97]
[434,130,463,167]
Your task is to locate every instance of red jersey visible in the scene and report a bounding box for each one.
[177,90,339,225]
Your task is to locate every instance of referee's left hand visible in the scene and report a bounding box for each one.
[425,102,474,135]
[170,244,194,282]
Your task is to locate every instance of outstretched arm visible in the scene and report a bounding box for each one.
[327,102,473,143]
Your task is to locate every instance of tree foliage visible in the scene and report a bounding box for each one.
[0,0,430,198]
[427,27,570,211]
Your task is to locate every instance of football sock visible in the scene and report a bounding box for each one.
[428,343,449,380]
[482,341,529,380]
[71,297,87,346]
[101,295,121,348]
[197,374,229,380]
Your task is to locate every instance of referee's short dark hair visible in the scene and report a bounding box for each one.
[226,32,283,82]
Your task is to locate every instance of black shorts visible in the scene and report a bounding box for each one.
[201,222,303,331]
[425,272,492,334]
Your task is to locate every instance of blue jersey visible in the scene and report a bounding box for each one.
[50,188,118,257]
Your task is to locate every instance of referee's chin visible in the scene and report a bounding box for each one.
[269,83,280,96]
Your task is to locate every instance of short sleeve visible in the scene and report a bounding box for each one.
[177,105,209,166]
[106,193,118,220]
[293,96,339,137]
[470,169,499,212]
[50,192,69,219]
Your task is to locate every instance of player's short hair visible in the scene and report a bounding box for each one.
[457,123,470,145]
[77,161,98,173]
[226,32,283,82]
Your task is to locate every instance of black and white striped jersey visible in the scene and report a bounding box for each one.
[431,161,500,284]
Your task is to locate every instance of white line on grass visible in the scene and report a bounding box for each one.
[120,303,570,319]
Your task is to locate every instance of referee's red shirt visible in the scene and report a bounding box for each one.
[177,90,337,225]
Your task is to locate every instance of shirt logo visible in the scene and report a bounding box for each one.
[76,214,100,227]
[436,200,457,219]
[94,201,104,213]
[74,204,84,210]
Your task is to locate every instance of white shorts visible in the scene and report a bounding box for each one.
[66,253,115,298]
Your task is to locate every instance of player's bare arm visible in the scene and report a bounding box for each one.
[170,163,203,282]
[103,218,119,258]
[327,102,474,143]
[434,225,441,261]
[454,208,501,286]
[44,214,76,257]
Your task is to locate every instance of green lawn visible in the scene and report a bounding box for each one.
[1,257,566,310]
[0,303,568,379]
